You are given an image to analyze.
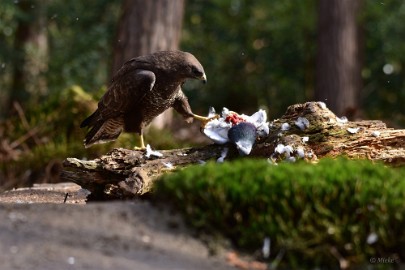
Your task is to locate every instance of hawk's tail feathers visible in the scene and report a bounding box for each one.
[80,110,99,128]
[83,118,124,148]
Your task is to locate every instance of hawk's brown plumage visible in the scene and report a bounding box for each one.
[80,51,208,148]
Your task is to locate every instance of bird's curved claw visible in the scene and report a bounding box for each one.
[193,114,220,128]
[204,114,220,127]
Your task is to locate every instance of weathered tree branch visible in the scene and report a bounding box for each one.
[61,102,405,199]
[61,144,227,199]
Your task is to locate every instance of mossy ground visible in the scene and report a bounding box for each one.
[154,158,405,268]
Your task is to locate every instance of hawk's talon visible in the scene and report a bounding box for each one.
[193,114,219,128]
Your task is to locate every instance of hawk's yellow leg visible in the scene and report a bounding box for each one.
[134,132,146,150]
[192,113,219,127]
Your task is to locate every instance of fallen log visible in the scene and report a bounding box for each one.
[61,102,405,199]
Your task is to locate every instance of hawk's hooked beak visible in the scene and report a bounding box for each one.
[201,73,207,84]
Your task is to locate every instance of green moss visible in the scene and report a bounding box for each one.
[154,158,405,268]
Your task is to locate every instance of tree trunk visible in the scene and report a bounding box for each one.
[61,102,405,200]
[8,0,48,115]
[111,0,185,130]
[111,0,185,73]
[315,0,363,119]
[10,0,32,111]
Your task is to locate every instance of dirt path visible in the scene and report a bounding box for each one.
[0,183,235,270]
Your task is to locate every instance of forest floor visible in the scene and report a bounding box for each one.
[0,183,243,270]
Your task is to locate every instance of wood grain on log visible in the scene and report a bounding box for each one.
[61,102,405,199]
[61,145,228,199]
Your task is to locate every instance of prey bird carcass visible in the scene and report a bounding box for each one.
[203,108,270,155]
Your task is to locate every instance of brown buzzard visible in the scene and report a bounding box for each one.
[80,51,210,148]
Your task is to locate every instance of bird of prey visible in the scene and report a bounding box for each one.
[80,50,212,149]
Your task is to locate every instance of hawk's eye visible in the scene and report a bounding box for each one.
[191,66,203,76]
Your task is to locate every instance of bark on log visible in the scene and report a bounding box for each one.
[61,102,405,200]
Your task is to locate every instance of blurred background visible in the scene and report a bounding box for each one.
[0,0,404,189]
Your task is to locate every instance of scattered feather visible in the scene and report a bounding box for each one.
[217,147,229,163]
[366,232,378,245]
[337,116,348,125]
[145,144,163,158]
[275,144,286,154]
[221,107,230,118]
[281,123,290,131]
[317,101,327,109]
[284,145,294,156]
[347,127,360,134]
[371,131,380,137]
[162,162,174,169]
[302,136,309,143]
[286,156,296,162]
[248,109,267,123]
[295,117,310,130]
[296,147,305,158]
[246,109,269,136]
[67,257,75,265]
[275,144,294,157]
[262,237,271,259]
[207,107,217,118]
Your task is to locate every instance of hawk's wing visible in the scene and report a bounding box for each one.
[80,67,156,147]
[98,68,156,119]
